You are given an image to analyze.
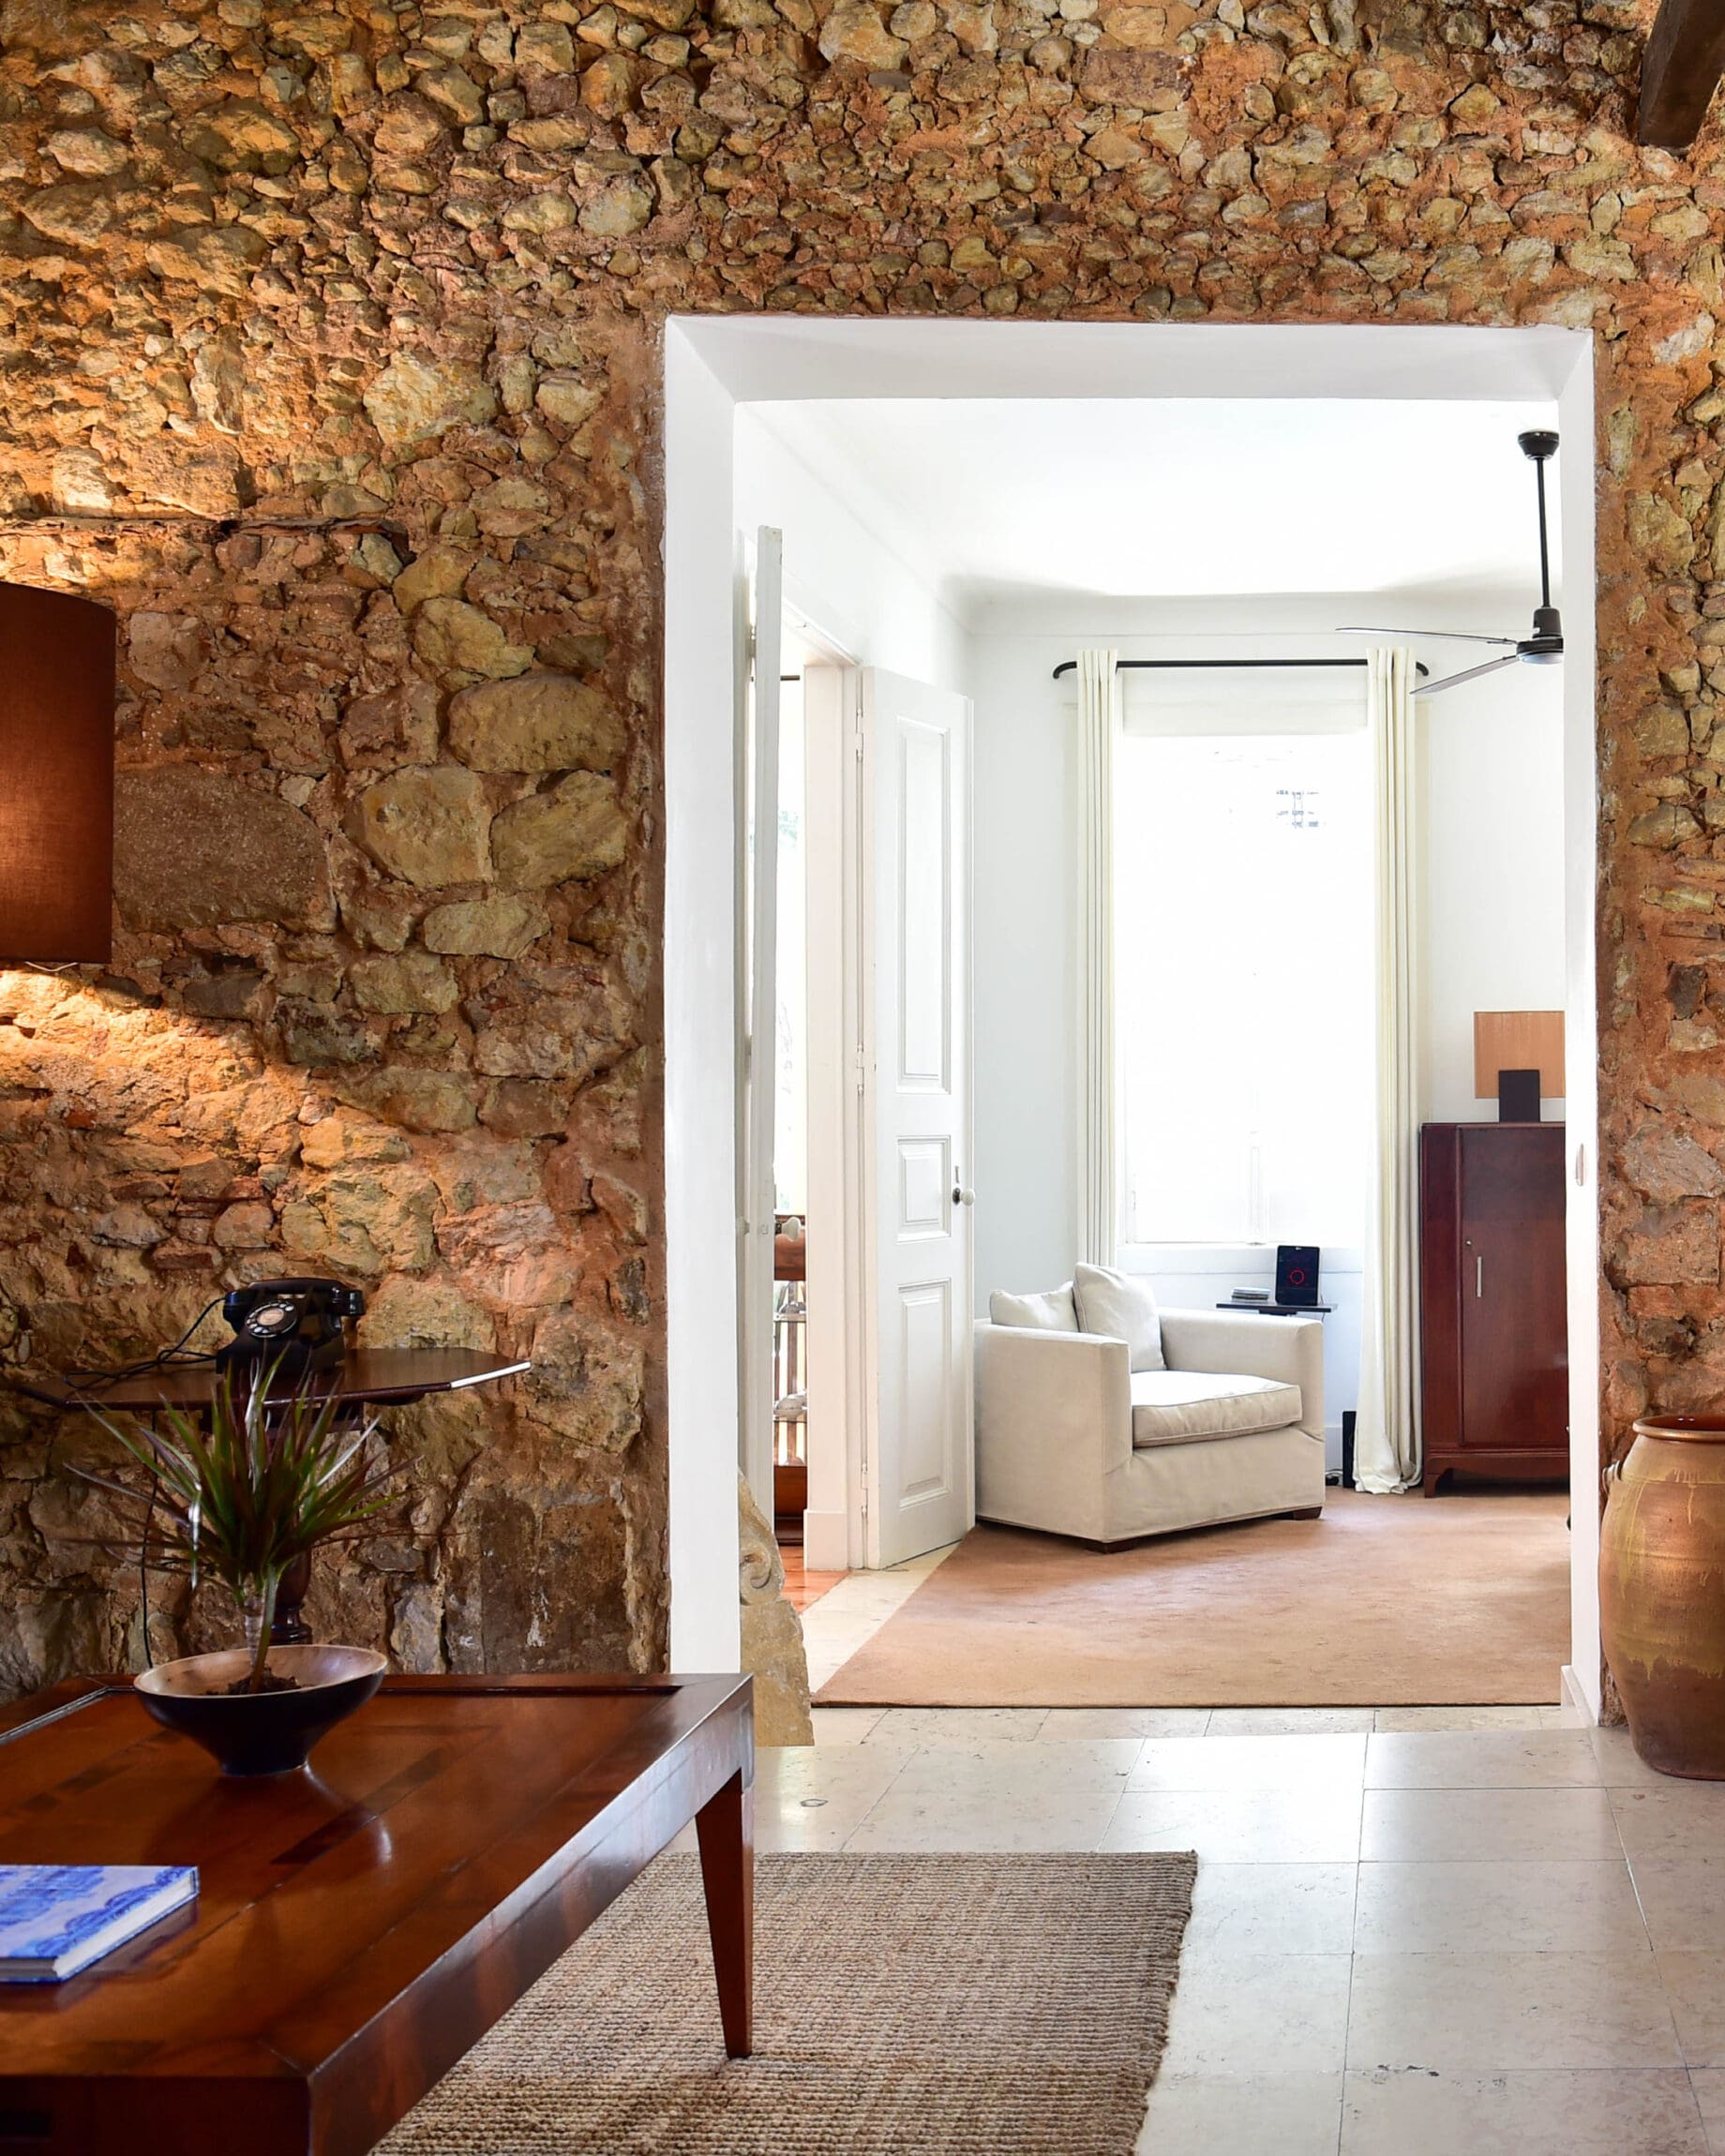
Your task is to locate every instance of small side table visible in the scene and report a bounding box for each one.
[1214,1301,1334,1317]
[17,1348,530,1643]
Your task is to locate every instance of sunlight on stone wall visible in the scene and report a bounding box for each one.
[0,0,1720,1703]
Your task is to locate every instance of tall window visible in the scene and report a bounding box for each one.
[1117,720,1372,1248]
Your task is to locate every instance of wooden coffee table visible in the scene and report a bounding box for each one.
[0,1672,754,2156]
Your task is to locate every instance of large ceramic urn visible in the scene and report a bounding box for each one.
[1600,1415,1725,1779]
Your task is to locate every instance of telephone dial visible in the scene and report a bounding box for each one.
[217,1278,366,1377]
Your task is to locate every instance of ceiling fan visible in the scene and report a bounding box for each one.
[1337,429,1563,696]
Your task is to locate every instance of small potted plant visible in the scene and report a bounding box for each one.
[72,1368,405,1775]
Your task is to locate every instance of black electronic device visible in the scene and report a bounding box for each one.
[216,1278,366,1377]
[1497,1067,1542,1123]
[1274,1245,1321,1309]
[1340,1408,1357,1490]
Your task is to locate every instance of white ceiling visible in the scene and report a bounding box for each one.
[752,397,1562,616]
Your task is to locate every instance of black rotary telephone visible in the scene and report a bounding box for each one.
[216,1278,366,1377]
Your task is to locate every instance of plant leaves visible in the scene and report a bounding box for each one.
[65,1361,412,1606]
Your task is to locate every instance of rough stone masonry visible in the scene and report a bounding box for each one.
[0,0,1715,1699]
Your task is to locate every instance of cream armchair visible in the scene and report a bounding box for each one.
[973,1308,1327,1547]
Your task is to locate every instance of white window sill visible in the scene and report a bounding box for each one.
[1117,1243,1364,1276]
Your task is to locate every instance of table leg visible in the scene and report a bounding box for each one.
[694,1767,753,2059]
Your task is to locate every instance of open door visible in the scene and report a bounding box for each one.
[734,529,781,1520]
[862,668,974,1566]
[805,663,975,1569]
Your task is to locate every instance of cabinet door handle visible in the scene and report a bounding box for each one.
[1476,1255,1484,1299]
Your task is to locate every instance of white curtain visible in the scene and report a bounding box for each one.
[1077,650,1121,1268]
[1355,646,1421,1493]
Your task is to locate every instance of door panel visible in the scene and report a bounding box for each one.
[865,667,973,1565]
[1459,1125,1568,1452]
[898,1137,950,1237]
[897,1281,953,1498]
[898,719,951,1086]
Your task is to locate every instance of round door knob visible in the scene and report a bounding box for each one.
[952,1184,975,1206]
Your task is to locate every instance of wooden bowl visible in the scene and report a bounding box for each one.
[136,1646,386,1777]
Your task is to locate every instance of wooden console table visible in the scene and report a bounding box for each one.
[12,1346,532,1415]
[0,1672,754,2156]
[13,1349,531,1642]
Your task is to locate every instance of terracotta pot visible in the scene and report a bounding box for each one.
[1600,1415,1725,1779]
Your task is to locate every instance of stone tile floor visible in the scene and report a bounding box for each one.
[752,1561,1725,2151]
[740,1708,1722,2153]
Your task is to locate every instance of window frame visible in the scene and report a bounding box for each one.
[1112,681,1372,1256]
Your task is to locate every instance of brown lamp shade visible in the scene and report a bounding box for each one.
[0,581,115,964]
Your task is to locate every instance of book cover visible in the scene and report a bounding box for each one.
[0,1864,198,1984]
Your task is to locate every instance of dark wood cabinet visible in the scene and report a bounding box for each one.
[1419,1121,1568,1495]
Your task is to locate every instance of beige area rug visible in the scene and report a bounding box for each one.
[818,1488,1570,1708]
[381,1851,1195,2156]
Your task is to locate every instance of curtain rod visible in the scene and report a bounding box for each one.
[1050,655,1430,681]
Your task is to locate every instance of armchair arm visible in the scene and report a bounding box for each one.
[1157,1309,1325,1441]
[972,1323,1132,1541]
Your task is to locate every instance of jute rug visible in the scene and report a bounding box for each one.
[381,1851,1195,2155]
[818,1488,1569,1708]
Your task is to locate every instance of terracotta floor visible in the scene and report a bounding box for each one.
[780,1542,846,1613]
[814,1490,1569,1707]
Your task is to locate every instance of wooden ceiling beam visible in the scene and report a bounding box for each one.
[1639,0,1725,150]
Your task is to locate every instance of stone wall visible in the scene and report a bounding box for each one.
[0,0,1718,1695]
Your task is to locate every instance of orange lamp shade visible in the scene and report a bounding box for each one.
[0,581,115,964]
[1473,1009,1565,1100]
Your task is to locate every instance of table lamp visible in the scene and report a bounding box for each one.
[1474,1010,1564,1122]
[0,582,116,966]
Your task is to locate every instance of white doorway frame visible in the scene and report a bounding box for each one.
[663,318,1599,1720]
[801,661,867,1576]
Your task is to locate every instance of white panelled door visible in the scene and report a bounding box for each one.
[862,667,973,1567]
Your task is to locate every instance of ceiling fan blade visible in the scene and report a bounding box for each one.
[1336,626,1520,646]
[1416,652,1527,696]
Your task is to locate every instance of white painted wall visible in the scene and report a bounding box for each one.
[733,408,969,691]
[1422,656,1567,1122]
[966,590,1568,1468]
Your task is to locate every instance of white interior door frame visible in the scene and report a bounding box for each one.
[735,530,782,1521]
[803,663,869,1572]
[664,319,1597,1706]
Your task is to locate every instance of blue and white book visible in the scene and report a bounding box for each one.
[0,1865,198,1983]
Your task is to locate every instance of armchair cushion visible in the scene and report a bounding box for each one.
[1073,1263,1166,1371]
[1130,1370,1303,1450]
[989,1282,1079,1331]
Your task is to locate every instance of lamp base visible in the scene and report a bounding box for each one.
[1497,1068,1541,1122]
